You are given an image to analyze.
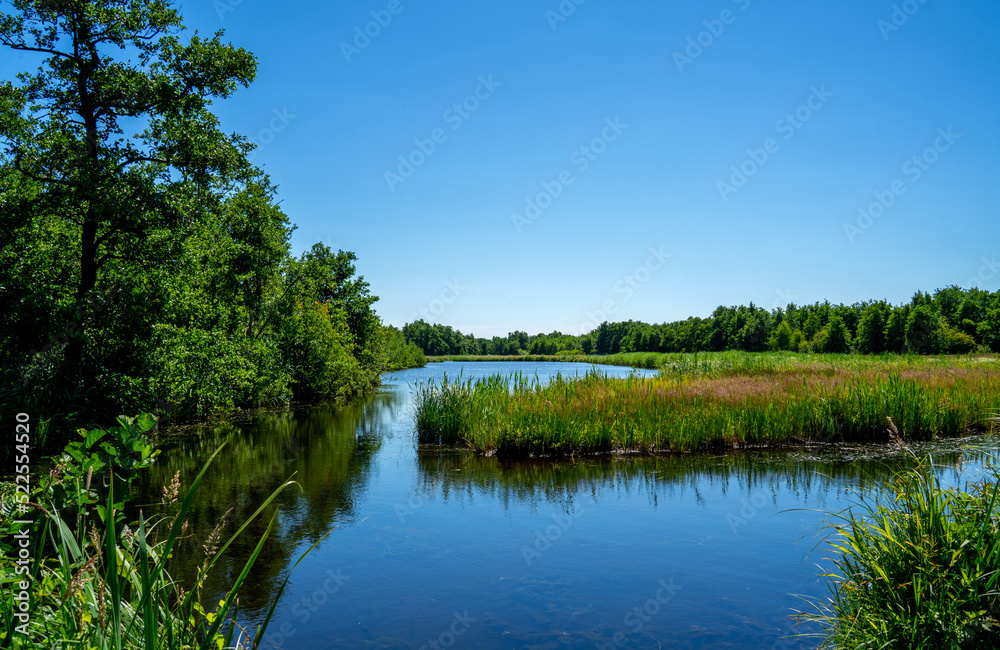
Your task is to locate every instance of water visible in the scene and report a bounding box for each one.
[138,361,999,649]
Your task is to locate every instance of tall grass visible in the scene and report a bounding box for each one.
[414,354,1000,457]
[0,416,317,648]
[425,351,669,369]
[809,454,1000,648]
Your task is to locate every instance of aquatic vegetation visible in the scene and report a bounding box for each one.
[810,456,1000,649]
[414,353,1000,457]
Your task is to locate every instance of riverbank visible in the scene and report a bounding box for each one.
[415,353,1000,457]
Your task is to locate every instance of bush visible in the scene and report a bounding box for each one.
[769,321,793,351]
[150,325,291,421]
[382,326,427,371]
[938,324,977,354]
[279,301,367,402]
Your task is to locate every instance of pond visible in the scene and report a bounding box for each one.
[137,361,999,649]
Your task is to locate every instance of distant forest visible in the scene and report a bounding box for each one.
[402,286,1000,357]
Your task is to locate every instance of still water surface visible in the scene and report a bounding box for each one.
[139,361,998,649]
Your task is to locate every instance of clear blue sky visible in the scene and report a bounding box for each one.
[8,0,1000,337]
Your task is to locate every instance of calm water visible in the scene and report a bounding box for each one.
[138,361,999,649]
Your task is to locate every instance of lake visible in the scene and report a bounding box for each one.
[138,361,998,649]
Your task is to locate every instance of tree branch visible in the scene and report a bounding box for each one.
[0,38,78,63]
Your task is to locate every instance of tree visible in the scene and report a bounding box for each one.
[737,308,771,352]
[802,310,822,341]
[822,314,852,353]
[0,0,257,372]
[769,320,793,351]
[979,308,1000,352]
[855,302,889,354]
[884,306,909,353]
[906,305,939,354]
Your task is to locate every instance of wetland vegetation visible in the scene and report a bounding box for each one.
[415,352,1000,457]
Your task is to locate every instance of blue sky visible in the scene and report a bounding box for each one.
[7,0,1000,337]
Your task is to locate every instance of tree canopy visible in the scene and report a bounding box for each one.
[402,286,998,358]
[0,0,423,453]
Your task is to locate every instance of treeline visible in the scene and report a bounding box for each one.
[403,286,1000,357]
[0,3,423,454]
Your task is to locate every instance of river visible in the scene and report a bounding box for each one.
[137,361,998,649]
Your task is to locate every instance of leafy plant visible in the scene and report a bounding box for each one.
[0,414,317,649]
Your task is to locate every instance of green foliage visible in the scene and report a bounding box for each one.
[402,286,1000,362]
[938,323,977,354]
[53,415,160,522]
[0,415,312,649]
[885,305,910,353]
[814,457,1000,649]
[382,326,426,371]
[278,300,365,402]
[0,1,389,454]
[856,302,890,354]
[820,314,852,353]
[769,320,794,351]
[979,308,1000,352]
[907,305,940,354]
[149,325,291,421]
[790,329,805,352]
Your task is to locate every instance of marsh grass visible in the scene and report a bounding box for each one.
[414,353,1000,457]
[807,453,1000,649]
[425,351,669,369]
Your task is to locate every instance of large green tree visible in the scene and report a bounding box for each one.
[0,0,257,372]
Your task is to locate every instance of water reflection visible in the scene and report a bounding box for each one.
[137,390,402,614]
[413,444,986,514]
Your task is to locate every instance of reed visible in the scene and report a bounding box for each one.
[809,455,1000,648]
[413,354,1000,458]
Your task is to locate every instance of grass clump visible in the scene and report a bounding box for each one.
[811,450,1000,649]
